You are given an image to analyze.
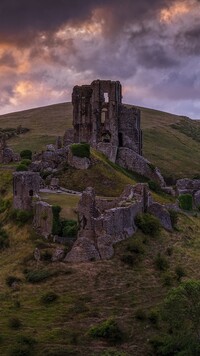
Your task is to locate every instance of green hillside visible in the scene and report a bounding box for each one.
[0,103,200,355]
[0,102,199,179]
[0,170,200,355]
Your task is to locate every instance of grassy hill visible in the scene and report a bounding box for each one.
[0,102,200,179]
[0,171,200,355]
[0,103,200,355]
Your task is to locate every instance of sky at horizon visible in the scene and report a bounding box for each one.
[0,0,200,118]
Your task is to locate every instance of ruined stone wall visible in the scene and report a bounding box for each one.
[33,201,53,238]
[119,106,142,155]
[65,184,151,262]
[13,172,41,211]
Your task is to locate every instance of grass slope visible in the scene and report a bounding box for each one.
[0,102,200,179]
[0,185,200,355]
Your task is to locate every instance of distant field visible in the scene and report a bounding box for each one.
[0,102,200,178]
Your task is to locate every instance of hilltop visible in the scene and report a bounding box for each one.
[0,102,200,180]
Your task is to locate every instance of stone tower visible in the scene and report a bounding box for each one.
[72,79,142,162]
[13,172,41,211]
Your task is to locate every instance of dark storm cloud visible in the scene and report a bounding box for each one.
[136,43,179,69]
[176,25,200,55]
[0,0,176,43]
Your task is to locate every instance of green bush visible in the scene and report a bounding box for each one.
[154,253,169,271]
[175,265,186,281]
[20,159,32,166]
[89,318,123,343]
[70,143,90,158]
[62,220,78,237]
[41,291,58,304]
[16,164,28,172]
[151,280,200,355]
[126,239,145,254]
[178,194,193,211]
[0,227,9,249]
[148,180,161,193]
[20,149,32,160]
[135,213,161,237]
[52,205,62,235]
[148,309,160,327]
[0,198,11,213]
[168,209,178,228]
[10,209,33,225]
[25,269,53,283]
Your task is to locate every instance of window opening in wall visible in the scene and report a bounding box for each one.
[104,93,109,103]
[29,190,33,197]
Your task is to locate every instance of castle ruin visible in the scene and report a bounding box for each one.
[72,79,142,162]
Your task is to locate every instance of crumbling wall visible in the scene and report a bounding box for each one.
[33,201,53,238]
[13,172,41,211]
[65,184,151,262]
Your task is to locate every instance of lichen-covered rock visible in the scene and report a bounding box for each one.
[116,147,165,187]
[148,203,172,232]
[52,248,65,262]
[68,150,90,170]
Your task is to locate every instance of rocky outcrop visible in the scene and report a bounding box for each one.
[116,147,165,187]
[67,150,91,170]
[176,178,200,195]
[148,203,173,232]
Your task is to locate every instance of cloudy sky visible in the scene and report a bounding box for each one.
[0,0,200,118]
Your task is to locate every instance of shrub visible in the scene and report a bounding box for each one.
[89,318,123,343]
[25,269,53,283]
[62,220,78,237]
[6,276,21,287]
[20,150,32,160]
[162,272,174,287]
[168,209,178,228]
[148,163,156,172]
[10,209,33,225]
[70,143,90,158]
[0,198,11,213]
[154,253,169,271]
[178,194,193,211]
[135,213,161,237]
[148,180,161,193]
[52,205,62,235]
[16,164,28,172]
[148,309,160,327]
[175,265,186,281]
[9,317,21,329]
[126,239,145,254]
[20,159,31,166]
[41,292,58,304]
[0,227,9,249]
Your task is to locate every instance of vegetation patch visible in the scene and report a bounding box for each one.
[25,269,54,283]
[16,163,28,171]
[178,194,193,211]
[135,213,161,237]
[0,227,9,249]
[89,318,123,343]
[40,291,58,304]
[20,149,32,160]
[70,143,90,158]
[10,209,33,225]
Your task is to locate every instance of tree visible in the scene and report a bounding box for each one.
[152,280,200,355]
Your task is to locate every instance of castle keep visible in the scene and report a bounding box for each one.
[72,80,142,162]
